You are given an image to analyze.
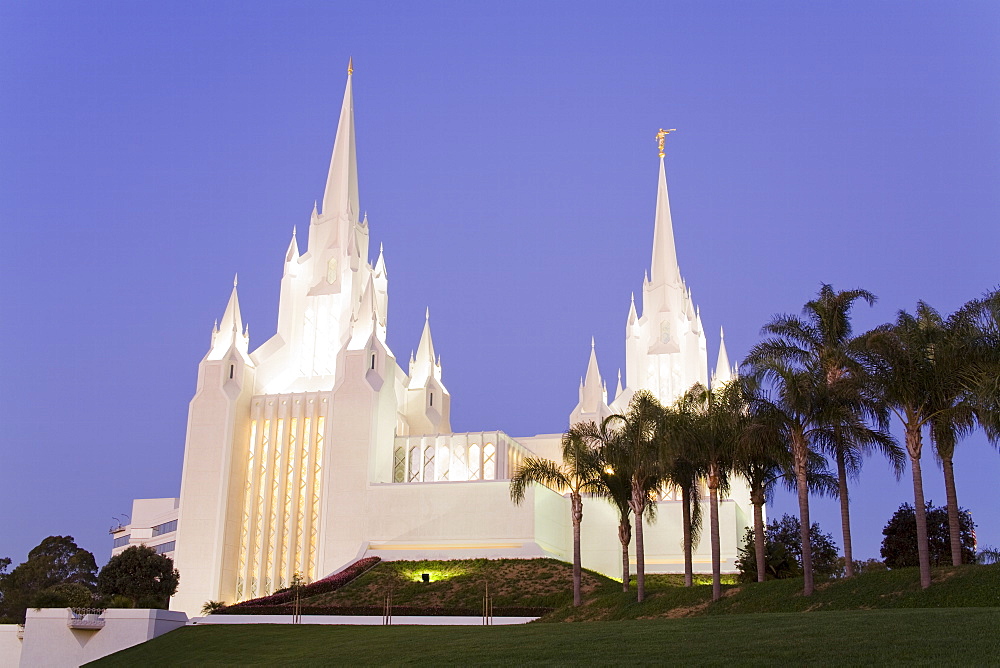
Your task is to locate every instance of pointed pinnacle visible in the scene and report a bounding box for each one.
[720,326,725,338]
[233,273,238,287]
[292,225,297,237]
[347,57,353,76]
[591,336,595,349]
[425,307,430,320]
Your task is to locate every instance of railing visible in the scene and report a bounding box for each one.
[67,608,106,630]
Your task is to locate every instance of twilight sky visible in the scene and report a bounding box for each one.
[1,1,998,567]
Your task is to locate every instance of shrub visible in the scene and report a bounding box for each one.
[735,514,840,582]
[880,502,976,568]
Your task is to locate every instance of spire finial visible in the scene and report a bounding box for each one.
[292,225,297,237]
[720,326,725,338]
[233,273,238,287]
[425,307,430,320]
[655,128,676,158]
[347,57,353,76]
[591,336,595,349]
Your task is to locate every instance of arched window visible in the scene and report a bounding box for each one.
[469,445,481,480]
[438,445,450,481]
[483,443,496,480]
[408,446,421,482]
[452,444,467,481]
[393,447,405,483]
[422,445,435,482]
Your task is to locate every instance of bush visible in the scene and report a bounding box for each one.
[880,502,976,568]
[735,514,840,582]
[97,545,179,609]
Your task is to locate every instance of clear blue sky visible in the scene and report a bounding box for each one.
[2,1,998,567]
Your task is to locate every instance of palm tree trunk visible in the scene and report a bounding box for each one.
[752,494,766,584]
[709,466,721,601]
[618,514,631,592]
[942,456,963,566]
[906,424,932,589]
[571,493,583,607]
[629,483,646,602]
[836,448,855,578]
[682,485,693,587]
[792,432,814,596]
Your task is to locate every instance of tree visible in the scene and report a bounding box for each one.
[97,545,180,609]
[510,432,602,606]
[573,419,635,592]
[927,293,1000,565]
[880,502,976,569]
[0,536,98,623]
[735,514,840,582]
[746,285,902,579]
[736,386,838,584]
[602,390,669,602]
[863,302,975,588]
[675,380,747,601]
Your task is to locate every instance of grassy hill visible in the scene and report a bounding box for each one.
[90,608,1000,666]
[88,562,1000,665]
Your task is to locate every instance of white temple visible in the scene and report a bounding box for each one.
[112,65,750,615]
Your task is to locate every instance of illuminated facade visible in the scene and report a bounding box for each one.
[122,67,750,615]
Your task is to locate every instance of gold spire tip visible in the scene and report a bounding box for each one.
[655,128,677,158]
[347,57,354,76]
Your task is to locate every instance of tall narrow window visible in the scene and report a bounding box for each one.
[371,353,377,370]
[429,392,434,407]
[230,364,235,379]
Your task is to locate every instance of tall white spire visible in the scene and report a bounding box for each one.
[410,308,437,385]
[322,60,360,223]
[208,277,250,361]
[649,156,680,287]
[712,327,733,388]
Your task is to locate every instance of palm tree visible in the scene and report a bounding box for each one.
[675,381,746,601]
[926,294,1000,565]
[509,431,602,606]
[744,359,881,595]
[571,420,634,591]
[668,448,704,588]
[863,302,968,588]
[200,600,226,615]
[737,390,840,583]
[602,390,667,602]
[745,285,903,578]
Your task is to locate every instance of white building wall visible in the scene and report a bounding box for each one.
[0,625,22,667]
[17,608,187,668]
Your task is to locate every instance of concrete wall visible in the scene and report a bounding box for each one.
[0,624,22,667]
[18,608,187,667]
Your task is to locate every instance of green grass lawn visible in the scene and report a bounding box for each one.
[89,608,1000,666]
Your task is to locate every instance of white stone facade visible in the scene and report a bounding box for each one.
[118,68,753,616]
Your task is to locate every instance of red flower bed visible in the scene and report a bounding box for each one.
[226,556,382,609]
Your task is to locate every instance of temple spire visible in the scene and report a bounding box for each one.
[649,154,680,287]
[410,309,437,384]
[322,62,360,223]
[713,327,733,387]
[208,278,249,360]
